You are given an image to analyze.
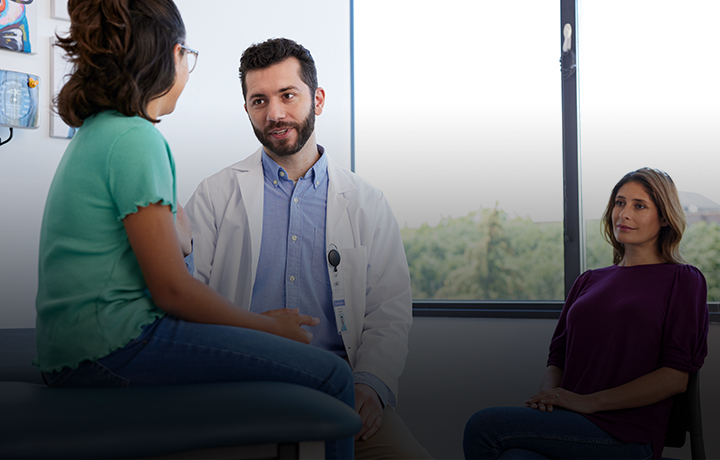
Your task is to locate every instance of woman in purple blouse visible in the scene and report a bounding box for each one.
[463,168,709,460]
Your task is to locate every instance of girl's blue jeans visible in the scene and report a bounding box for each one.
[463,406,653,459]
[43,315,355,459]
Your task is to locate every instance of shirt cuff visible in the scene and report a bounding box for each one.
[184,250,195,276]
[353,371,396,407]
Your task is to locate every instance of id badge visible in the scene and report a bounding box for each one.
[334,301,348,334]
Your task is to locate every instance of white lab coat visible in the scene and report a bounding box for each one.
[185,148,412,397]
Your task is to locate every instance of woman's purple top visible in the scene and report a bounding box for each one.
[548,264,708,459]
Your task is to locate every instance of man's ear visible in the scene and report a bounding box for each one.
[314,87,326,116]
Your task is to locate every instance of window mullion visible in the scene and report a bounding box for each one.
[561,0,585,298]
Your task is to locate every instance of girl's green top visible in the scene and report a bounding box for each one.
[34,111,176,373]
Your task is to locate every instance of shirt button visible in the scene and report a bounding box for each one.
[279,171,286,177]
[291,235,298,242]
[289,275,296,282]
[293,198,299,203]
[273,180,278,185]
[315,181,320,186]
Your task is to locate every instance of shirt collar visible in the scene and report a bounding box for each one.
[261,145,328,189]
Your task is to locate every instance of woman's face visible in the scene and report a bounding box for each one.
[612,181,667,252]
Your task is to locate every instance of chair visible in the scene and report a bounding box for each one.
[664,371,705,460]
[0,328,360,459]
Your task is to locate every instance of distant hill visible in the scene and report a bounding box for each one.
[679,191,720,224]
[679,191,720,213]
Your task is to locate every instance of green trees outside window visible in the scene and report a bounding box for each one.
[403,207,720,302]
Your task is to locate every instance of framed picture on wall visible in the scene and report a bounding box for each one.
[50,38,77,139]
[51,0,69,21]
[0,0,37,54]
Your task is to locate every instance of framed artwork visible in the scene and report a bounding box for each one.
[51,0,69,21]
[0,69,39,129]
[0,0,37,54]
[50,38,76,139]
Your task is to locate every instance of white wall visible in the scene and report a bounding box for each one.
[0,0,351,328]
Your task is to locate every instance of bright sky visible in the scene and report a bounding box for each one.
[354,0,720,228]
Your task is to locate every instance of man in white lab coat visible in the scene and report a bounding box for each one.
[185,38,430,459]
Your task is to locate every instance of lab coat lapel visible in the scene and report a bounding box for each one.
[326,158,355,244]
[326,158,362,368]
[233,148,265,287]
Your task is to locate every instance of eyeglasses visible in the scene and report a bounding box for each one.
[179,44,199,74]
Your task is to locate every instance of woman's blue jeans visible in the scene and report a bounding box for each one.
[463,406,653,460]
[43,315,355,459]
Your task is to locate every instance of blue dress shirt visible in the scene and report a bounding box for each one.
[249,147,394,406]
[250,148,346,355]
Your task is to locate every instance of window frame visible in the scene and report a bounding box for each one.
[349,0,720,321]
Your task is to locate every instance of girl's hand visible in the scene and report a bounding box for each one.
[262,307,304,318]
[268,310,320,344]
[524,388,598,414]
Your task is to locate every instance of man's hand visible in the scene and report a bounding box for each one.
[354,383,383,441]
[175,203,193,256]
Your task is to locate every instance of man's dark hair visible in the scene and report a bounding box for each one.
[239,38,318,99]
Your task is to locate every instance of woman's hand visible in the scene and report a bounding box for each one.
[524,388,598,414]
[525,367,689,415]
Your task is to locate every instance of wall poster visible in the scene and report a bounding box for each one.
[0,0,36,54]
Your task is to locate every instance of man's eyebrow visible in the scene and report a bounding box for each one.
[248,86,300,100]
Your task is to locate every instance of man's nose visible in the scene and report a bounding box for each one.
[267,99,285,122]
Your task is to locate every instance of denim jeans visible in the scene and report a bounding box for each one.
[463,407,653,460]
[43,315,355,459]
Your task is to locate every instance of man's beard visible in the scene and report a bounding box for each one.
[252,103,315,157]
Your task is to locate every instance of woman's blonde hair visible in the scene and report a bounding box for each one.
[601,167,687,265]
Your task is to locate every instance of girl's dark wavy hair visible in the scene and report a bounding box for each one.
[601,167,687,265]
[55,0,186,126]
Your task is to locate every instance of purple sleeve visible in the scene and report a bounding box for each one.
[659,265,709,372]
[547,270,592,370]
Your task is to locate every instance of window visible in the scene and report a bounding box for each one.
[354,0,565,308]
[579,0,720,303]
[352,0,720,315]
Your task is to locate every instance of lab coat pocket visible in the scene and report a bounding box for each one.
[312,227,331,284]
[338,246,368,306]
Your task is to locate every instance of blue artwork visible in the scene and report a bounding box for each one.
[0,70,40,129]
[0,0,34,54]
